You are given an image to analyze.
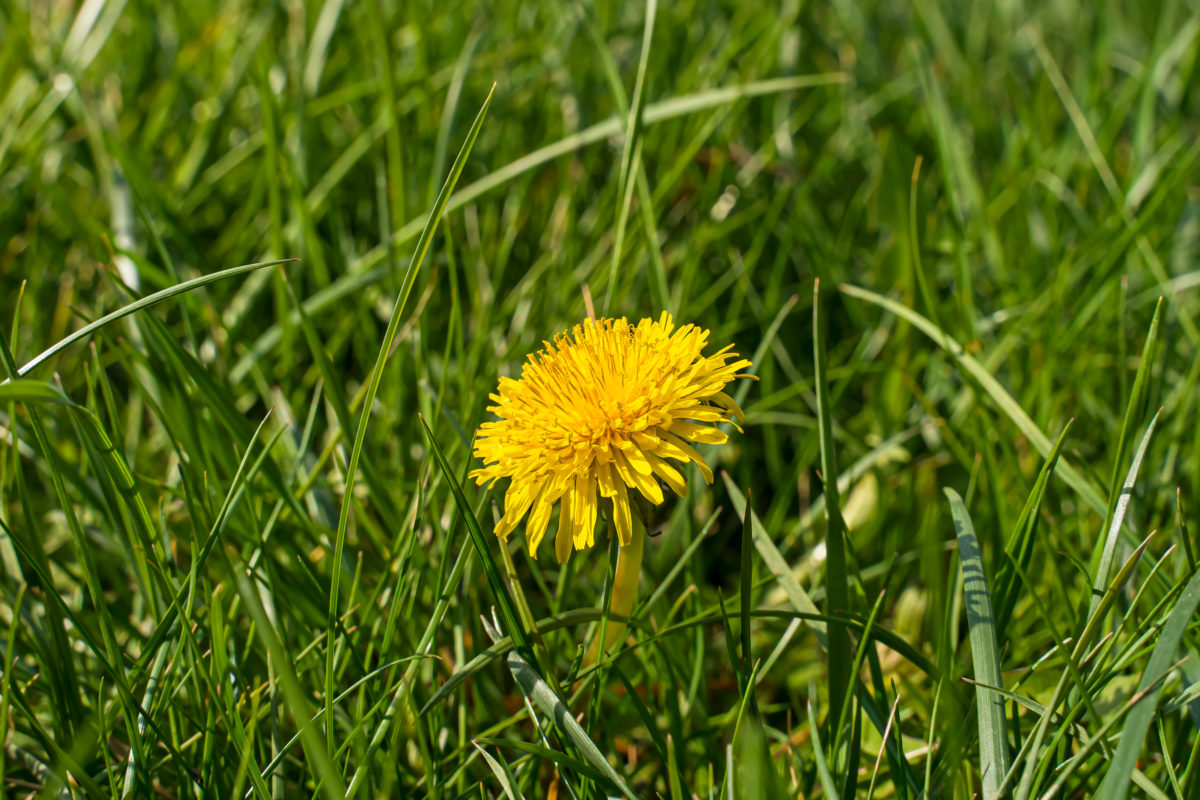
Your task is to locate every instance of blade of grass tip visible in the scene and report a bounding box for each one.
[419,414,534,664]
[8,258,295,382]
[324,85,494,752]
[602,0,657,314]
[1092,299,1162,579]
[1097,569,1200,799]
[1087,408,1162,621]
[814,280,852,748]
[840,283,1107,515]
[945,488,1010,800]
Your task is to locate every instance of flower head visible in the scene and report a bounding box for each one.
[470,312,752,562]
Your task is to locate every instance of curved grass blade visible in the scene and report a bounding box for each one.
[473,742,526,800]
[8,258,295,382]
[840,283,1106,515]
[475,738,619,790]
[0,379,74,405]
[945,488,1010,800]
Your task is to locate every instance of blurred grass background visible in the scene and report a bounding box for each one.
[1,0,1199,797]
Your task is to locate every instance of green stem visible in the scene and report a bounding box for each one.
[586,517,645,665]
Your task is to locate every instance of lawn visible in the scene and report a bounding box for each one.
[1,0,1199,797]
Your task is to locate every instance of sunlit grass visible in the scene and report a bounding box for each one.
[1,1,1199,797]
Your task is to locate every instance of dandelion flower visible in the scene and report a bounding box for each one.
[470,312,753,563]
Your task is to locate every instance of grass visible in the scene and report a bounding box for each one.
[2,0,1199,797]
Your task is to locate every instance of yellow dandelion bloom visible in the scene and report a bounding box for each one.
[470,312,753,563]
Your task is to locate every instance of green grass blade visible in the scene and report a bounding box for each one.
[808,700,841,800]
[1093,299,1163,575]
[814,280,852,744]
[323,85,495,754]
[1088,409,1162,620]
[945,487,1010,800]
[0,379,74,405]
[472,742,526,800]
[602,0,656,313]
[504,640,639,799]
[1097,568,1200,799]
[232,570,347,800]
[419,414,534,664]
[841,282,1107,515]
[739,489,754,691]
[722,474,826,646]
[994,420,1074,640]
[9,258,294,381]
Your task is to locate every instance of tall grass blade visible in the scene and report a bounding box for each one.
[1097,569,1200,799]
[814,280,852,744]
[945,488,1010,800]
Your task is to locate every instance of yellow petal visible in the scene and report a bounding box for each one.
[660,432,714,483]
[525,489,555,557]
[711,391,746,422]
[573,475,597,549]
[595,461,618,498]
[614,449,663,505]
[610,479,633,546]
[647,451,688,497]
[555,488,574,564]
[670,421,728,445]
[619,446,653,475]
[496,479,540,538]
